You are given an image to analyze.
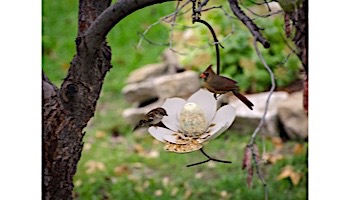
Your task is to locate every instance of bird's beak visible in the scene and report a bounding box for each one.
[199,73,206,78]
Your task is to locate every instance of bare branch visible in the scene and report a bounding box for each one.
[136,0,192,52]
[228,0,270,48]
[83,0,177,51]
[169,1,189,51]
[136,32,170,47]
[246,0,273,6]
[244,36,276,200]
[184,24,234,50]
[239,4,283,20]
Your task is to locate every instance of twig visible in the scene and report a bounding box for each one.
[187,148,232,167]
[199,5,223,12]
[280,33,303,64]
[239,0,272,13]
[246,36,275,200]
[136,0,192,49]
[239,3,283,20]
[246,0,273,7]
[183,24,234,50]
[195,0,210,12]
[228,0,270,48]
[136,32,170,46]
[263,0,271,11]
[169,1,184,51]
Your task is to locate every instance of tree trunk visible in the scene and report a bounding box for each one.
[42,0,173,199]
[290,0,308,112]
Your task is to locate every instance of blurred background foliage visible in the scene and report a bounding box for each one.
[43,0,307,199]
[173,0,302,93]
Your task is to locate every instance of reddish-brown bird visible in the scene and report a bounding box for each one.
[200,65,254,110]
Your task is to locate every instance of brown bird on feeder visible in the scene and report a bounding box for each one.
[200,64,254,110]
[133,107,168,131]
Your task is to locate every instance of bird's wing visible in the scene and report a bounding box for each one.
[210,75,239,91]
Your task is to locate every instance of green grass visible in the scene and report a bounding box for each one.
[43,1,307,199]
[73,130,307,199]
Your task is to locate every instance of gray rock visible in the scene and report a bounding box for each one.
[126,49,181,84]
[122,70,201,104]
[162,49,181,73]
[153,71,201,99]
[228,91,289,137]
[277,91,308,140]
[122,80,157,104]
[122,100,165,126]
[126,63,169,84]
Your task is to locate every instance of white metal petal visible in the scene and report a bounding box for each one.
[204,105,236,141]
[161,98,186,132]
[186,89,217,125]
[148,127,176,142]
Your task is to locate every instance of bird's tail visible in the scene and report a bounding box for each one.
[232,91,254,110]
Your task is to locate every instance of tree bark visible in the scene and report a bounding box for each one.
[42,0,174,199]
[292,0,308,112]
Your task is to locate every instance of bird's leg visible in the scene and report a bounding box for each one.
[213,93,222,100]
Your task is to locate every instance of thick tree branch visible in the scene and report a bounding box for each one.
[228,0,270,48]
[42,71,58,102]
[43,1,178,199]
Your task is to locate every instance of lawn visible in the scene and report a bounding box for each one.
[43,1,308,199]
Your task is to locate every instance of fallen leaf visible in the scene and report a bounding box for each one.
[162,177,170,187]
[130,162,144,168]
[271,137,284,151]
[290,171,302,186]
[145,150,160,158]
[74,179,83,187]
[195,172,203,179]
[220,190,229,198]
[143,180,150,189]
[114,165,130,176]
[184,188,192,200]
[207,161,216,168]
[83,143,92,151]
[276,165,302,186]
[154,189,163,197]
[293,143,304,155]
[264,152,284,164]
[85,160,105,174]
[171,187,179,197]
[133,144,145,155]
[95,130,106,139]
